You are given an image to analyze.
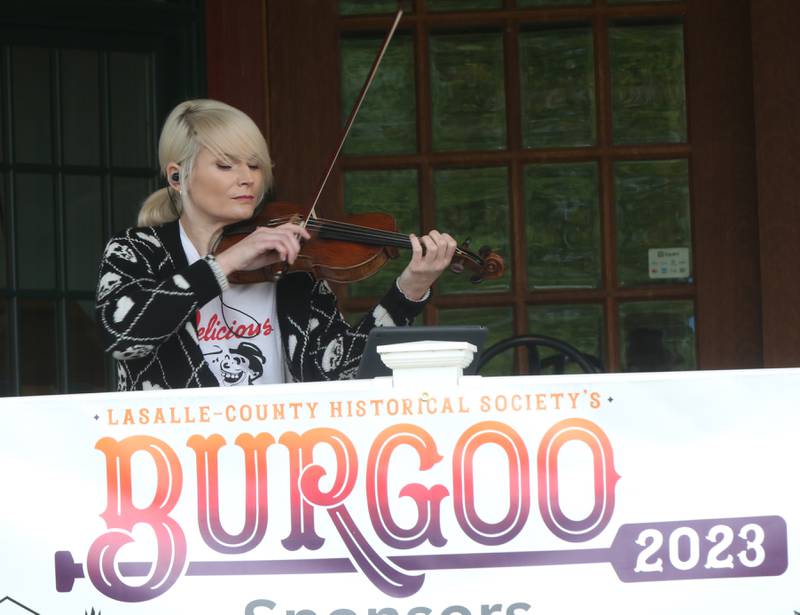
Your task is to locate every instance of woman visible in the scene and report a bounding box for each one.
[96,99,456,391]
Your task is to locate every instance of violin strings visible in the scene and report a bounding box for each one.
[312,219,480,266]
[261,215,407,244]
[309,220,410,247]
[255,215,480,265]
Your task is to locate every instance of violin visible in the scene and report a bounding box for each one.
[214,201,504,285]
[214,7,505,287]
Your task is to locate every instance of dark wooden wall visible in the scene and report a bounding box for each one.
[750,0,800,367]
[206,0,340,212]
[261,1,340,211]
[687,0,762,369]
[205,0,269,135]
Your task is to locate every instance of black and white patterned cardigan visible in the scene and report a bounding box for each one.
[95,220,427,390]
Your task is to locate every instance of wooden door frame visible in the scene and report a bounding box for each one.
[686,0,762,369]
[749,0,800,367]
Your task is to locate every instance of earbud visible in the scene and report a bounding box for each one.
[171,172,179,182]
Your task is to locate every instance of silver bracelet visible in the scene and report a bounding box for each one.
[204,254,230,292]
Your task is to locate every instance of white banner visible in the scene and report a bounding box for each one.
[1,368,798,615]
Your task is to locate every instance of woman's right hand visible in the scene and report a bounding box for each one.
[214,223,311,277]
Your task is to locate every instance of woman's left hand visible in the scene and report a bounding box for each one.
[396,230,458,300]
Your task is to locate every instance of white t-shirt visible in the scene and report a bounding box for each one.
[180,223,285,386]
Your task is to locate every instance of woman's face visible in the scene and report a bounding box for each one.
[184,146,265,227]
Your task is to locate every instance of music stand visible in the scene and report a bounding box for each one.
[355,325,488,379]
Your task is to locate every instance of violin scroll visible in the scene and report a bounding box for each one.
[449,239,505,284]
[473,245,504,283]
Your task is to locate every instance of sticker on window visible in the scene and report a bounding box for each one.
[648,247,690,279]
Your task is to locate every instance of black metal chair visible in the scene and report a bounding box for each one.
[475,334,603,375]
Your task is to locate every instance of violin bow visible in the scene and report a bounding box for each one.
[303,7,404,226]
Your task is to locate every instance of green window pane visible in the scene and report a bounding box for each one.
[13,47,52,164]
[20,299,58,395]
[525,162,600,289]
[528,303,604,373]
[427,0,502,10]
[615,159,691,287]
[16,173,56,289]
[0,65,4,164]
[430,32,506,151]
[438,306,513,376]
[110,52,153,168]
[113,176,153,232]
[344,169,419,299]
[619,300,695,372]
[518,0,591,5]
[339,0,400,15]
[520,27,595,148]
[433,166,511,294]
[0,300,9,395]
[609,0,676,4]
[68,300,106,393]
[341,35,417,155]
[61,49,101,167]
[610,23,687,144]
[65,175,103,292]
[0,174,7,289]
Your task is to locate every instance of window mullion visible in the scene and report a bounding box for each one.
[53,47,69,393]
[593,12,618,371]
[2,45,20,395]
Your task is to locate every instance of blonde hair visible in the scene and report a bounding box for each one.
[138,99,273,226]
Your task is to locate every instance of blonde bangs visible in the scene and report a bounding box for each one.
[193,110,273,187]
